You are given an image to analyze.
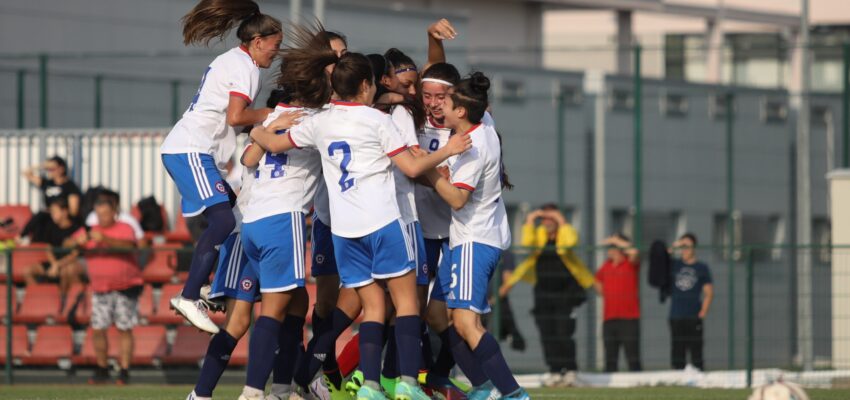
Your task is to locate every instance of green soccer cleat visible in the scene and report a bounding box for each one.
[325,374,353,400]
[345,370,364,397]
[355,385,385,400]
[380,375,399,398]
[393,381,432,400]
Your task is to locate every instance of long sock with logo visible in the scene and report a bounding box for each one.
[293,308,353,389]
[194,331,238,397]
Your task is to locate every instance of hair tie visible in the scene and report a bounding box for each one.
[421,77,454,87]
[394,66,417,75]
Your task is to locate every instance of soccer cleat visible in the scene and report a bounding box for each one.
[88,367,110,385]
[170,295,220,334]
[425,375,469,400]
[393,381,431,400]
[345,370,364,397]
[380,375,399,398]
[186,391,212,400]
[116,368,130,385]
[321,374,351,400]
[289,385,318,400]
[467,382,499,400]
[498,388,530,400]
[238,388,265,400]
[355,385,385,400]
[199,284,226,312]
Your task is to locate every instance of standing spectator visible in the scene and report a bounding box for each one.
[594,233,641,372]
[669,233,713,370]
[501,204,595,386]
[66,190,141,385]
[22,198,85,296]
[22,156,82,218]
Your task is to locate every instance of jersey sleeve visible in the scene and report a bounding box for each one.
[449,147,482,191]
[482,111,496,127]
[391,106,420,148]
[378,115,408,157]
[226,62,256,105]
[702,264,713,285]
[287,115,317,150]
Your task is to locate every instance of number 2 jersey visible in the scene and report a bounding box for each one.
[241,104,321,223]
[160,46,261,171]
[288,100,406,238]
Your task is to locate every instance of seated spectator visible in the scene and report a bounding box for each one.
[66,190,141,385]
[22,198,85,296]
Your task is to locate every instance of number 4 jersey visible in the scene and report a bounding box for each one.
[288,100,406,238]
[241,104,322,224]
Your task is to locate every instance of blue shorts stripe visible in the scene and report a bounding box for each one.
[194,153,213,199]
[187,153,207,200]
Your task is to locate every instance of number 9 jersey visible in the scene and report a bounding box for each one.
[288,100,407,238]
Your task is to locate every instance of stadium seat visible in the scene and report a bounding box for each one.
[22,324,72,367]
[0,205,33,241]
[59,284,89,324]
[137,284,155,324]
[141,245,178,284]
[14,284,61,324]
[0,324,28,364]
[164,213,192,244]
[0,284,17,324]
[147,283,184,325]
[230,334,249,366]
[73,326,115,366]
[74,325,166,366]
[3,243,50,284]
[162,325,210,366]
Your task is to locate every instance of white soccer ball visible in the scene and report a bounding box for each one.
[748,380,809,400]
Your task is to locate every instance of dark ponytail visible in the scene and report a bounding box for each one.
[367,54,392,102]
[369,53,426,129]
[332,53,374,101]
[451,71,490,124]
[276,22,339,108]
[495,130,514,190]
[181,0,281,46]
[384,48,417,73]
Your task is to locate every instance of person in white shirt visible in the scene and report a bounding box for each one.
[424,72,528,400]
[159,0,282,335]
[251,51,470,400]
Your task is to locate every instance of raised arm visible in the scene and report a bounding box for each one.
[22,163,43,187]
[423,18,457,73]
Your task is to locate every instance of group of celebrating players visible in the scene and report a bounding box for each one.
[158,1,526,399]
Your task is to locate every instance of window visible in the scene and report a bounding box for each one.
[760,98,788,124]
[553,82,583,107]
[660,92,688,117]
[813,217,831,264]
[709,92,734,120]
[810,105,831,129]
[608,88,633,111]
[499,79,525,104]
[611,209,681,245]
[714,212,783,261]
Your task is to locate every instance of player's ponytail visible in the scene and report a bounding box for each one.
[276,22,339,108]
[451,71,490,124]
[331,53,374,101]
[495,130,514,190]
[181,0,282,46]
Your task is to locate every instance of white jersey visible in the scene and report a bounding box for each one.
[242,104,321,223]
[160,46,261,171]
[232,154,257,233]
[447,123,511,250]
[390,106,420,225]
[414,117,454,239]
[289,100,406,238]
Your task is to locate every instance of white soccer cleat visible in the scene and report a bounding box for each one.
[199,284,226,312]
[170,295,220,334]
[186,391,211,400]
[309,376,331,400]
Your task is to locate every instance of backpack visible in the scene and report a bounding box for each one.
[137,196,165,232]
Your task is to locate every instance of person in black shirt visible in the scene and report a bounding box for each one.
[22,198,85,296]
[23,156,82,217]
[668,233,713,370]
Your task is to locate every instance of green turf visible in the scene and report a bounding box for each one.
[0,385,848,400]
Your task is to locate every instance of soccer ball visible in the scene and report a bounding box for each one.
[748,380,809,400]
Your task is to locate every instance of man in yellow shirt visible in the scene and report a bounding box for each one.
[500,204,595,387]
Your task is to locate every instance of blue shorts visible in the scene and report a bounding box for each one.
[162,152,234,217]
[332,219,415,289]
[404,222,429,286]
[242,212,307,293]
[209,232,259,303]
[438,242,501,314]
[310,215,338,277]
[427,238,452,302]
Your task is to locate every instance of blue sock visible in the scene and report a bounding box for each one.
[395,316,423,379]
[273,315,305,385]
[420,321,434,371]
[472,332,519,395]
[246,316,282,390]
[182,203,235,299]
[429,328,455,379]
[382,325,399,379]
[194,331,238,397]
[359,321,384,384]
[447,326,488,387]
[294,308,352,388]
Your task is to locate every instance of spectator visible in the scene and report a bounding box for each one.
[83,188,145,245]
[66,190,141,385]
[22,156,82,217]
[501,205,595,386]
[594,233,641,372]
[669,233,713,370]
[22,198,85,296]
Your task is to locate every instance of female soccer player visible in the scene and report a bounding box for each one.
[425,73,529,400]
[160,0,282,334]
[251,50,471,400]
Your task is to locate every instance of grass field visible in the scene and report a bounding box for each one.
[0,385,849,400]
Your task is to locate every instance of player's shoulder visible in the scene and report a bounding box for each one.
[213,47,256,71]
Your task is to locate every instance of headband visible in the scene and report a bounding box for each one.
[421,77,454,87]
[394,66,418,74]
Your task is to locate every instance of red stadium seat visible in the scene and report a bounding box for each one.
[0,284,17,324]
[73,326,114,366]
[132,325,168,366]
[147,283,184,325]
[14,284,61,324]
[141,245,178,284]
[0,205,33,241]
[0,324,28,364]
[165,213,193,244]
[3,243,50,284]
[137,284,155,324]
[230,334,249,366]
[22,324,72,366]
[162,325,210,366]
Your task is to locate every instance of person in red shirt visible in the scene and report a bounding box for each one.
[594,233,642,372]
[65,190,140,385]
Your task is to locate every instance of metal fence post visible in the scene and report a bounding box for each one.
[39,54,48,128]
[16,69,25,129]
[633,44,643,248]
[5,248,12,384]
[557,92,566,210]
[94,75,103,128]
[746,247,754,388]
[726,91,736,370]
[843,42,849,168]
